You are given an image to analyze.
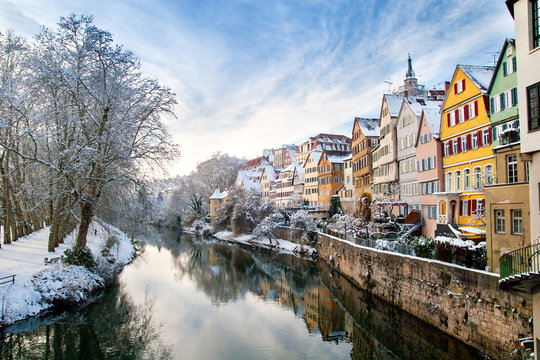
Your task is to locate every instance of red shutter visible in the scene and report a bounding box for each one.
[454,83,458,94]
[471,199,477,214]
[459,200,463,216]
[447,113,451,127]
[464,106,469,121]
[442,142,446,157]
[467,134,472,150]
[457,138,462,153]
[468,200,472,214]
[454,110,459,123]
[448,142,453,155]
[488,127,492,144]
[462,79,466,92]
[477,130,483,147]
[474,100,478,117]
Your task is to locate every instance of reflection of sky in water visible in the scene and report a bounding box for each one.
[119,243,351,359]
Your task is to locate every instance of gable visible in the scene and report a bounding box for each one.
[442,66,484,112]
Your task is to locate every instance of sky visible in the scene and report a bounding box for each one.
[0,0,515,176]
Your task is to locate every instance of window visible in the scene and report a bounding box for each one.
[473,167,482,187]
[528,81,540,131]
[446,172,453,192]
[533,0,540,49]
[495,210,505,233]
[507,154,518,183]
[512,210,523,234]
[455,79,465,94]
[453,139,458,154]
[462,200,469,217]
[464,169,471,189]
[455,170,461,190]
[461,136,467,153]
[472,133,478,149]
[428,206,437,219]
[485,164,494,185]
[483,129,490,145]
[526,161,530,182]
[444,142,450,156]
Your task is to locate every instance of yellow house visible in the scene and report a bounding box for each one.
[437,64,495,236]
[209,187,231,218]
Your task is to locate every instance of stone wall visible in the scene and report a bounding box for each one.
[273,226,532,359]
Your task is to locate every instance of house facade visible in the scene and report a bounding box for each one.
[485,38,530,274]
[351,117,379,199]
[303,151,323,208]
[295,134,351,163]
[372,94,403,204]
[275,162,304,209]
[437,64,495,236]
[416,107,444,238]
[318,152,349,210]
[339,155,355,214]
[260,166,278,204]
[209,188,231,218]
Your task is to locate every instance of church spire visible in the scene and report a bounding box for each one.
[406,52,415,79]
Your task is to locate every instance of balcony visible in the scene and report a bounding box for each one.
[499,243,540,295]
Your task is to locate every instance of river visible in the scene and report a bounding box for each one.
[0,231,488,359]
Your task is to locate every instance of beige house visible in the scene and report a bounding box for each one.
[303,151,323,208]
[209,187,231,218]
[260,166,278,204]
[499,1,540,358]
[339,155,355,214]
[295,133,350,163]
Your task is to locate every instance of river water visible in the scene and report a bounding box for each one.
[1,231,488,359]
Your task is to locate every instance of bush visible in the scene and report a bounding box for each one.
[63,245,97,271]
[434,236,486,270]
[411,236,435,258]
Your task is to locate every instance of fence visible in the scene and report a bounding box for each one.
[500,243,540,280]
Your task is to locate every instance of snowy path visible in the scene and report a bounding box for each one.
[0,228,69,283]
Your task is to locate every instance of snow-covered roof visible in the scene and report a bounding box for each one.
[422,106,442,138]
[235,170,261,192]
[355,117,379,137]
[327,153,350,164]
[307,150,323,165]
[293,162,304,182]
[261,165,277,181]
[384,94,404,117]
[459,65,495,91]
[210,187,229,200]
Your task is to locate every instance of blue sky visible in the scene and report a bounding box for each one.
[0,0,514,175]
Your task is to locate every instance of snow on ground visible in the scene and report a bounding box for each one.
[0,220,134,326]
[213,231,317,258]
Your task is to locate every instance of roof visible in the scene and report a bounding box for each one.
[487,38,516,94]
[355,117,379,137]
[293,162,304,182]
[506,0,516,18]
[209,187,229,200]
[459,64,495,91]
[327,153,350,164]
[305,150,323,165]
[260,164,277,181]
[383,94,404,117]
[235,170,261,192]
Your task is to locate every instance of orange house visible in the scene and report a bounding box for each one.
[317,151,349,209]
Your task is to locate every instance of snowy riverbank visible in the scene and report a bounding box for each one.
[0,220,135,327]
[212,231,317,258]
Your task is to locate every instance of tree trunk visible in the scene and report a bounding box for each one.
[76,202,93,248]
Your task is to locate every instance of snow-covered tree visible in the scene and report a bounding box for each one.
[1,15,179,248]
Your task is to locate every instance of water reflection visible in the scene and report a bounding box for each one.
[1,230,487,359]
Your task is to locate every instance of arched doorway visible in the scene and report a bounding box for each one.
[450,200,457,224]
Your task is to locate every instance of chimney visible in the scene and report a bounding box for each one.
[444,81,451,95]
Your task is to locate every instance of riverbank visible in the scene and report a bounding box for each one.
[0,220,135,327]
[273,226,531,360]
[209,230,317,258]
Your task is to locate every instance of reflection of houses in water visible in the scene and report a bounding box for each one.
[303,285,345,342]
[273,272,302,315]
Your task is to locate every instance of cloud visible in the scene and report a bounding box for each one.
[0,0,514,176]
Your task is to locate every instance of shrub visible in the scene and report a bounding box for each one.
[63,245,97,271]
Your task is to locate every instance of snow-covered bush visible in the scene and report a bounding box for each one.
[32,266,104,307]
[396,236,435,258]
[192,219,213,238]
[435,236,486,270]
[326,213,363,239]
[252,212,285,240]
[63,245,97,272]
[290,210,319,244]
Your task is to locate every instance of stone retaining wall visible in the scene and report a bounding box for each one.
[273,226,532,359]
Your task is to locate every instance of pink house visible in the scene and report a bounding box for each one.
[415,106,443,238]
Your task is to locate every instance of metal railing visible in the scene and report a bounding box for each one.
[500,243,540,280]
[0,275,15,286]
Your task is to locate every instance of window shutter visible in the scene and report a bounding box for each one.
[467,134,472,150]
[457,138,462,153]
[474,100,479,117]
[512,87,518,106]
[477,130,483,147]
[512,57,517,72]
[454,109,459,123]
[447,113,451,127]
[493,127,497,141]
[454,83,458,94]
[417,160,421,171]
[490,98,495,114]
[464,106,470,121]
[500,93,506,110]
[448,142,453,155]
[462,79,466,91]
[442,142,446,157]
[488,127,492,144]
[459,201,463,216]
[503,61,508,76]
[471,199,477,213]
